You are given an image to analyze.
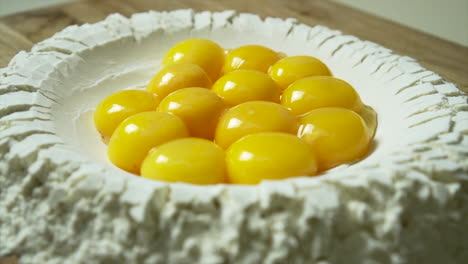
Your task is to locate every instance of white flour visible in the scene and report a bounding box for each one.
[0,10,467,264]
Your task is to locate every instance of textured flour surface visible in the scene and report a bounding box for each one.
[1,10,468,264]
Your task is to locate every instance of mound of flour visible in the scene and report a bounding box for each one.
[1,10,467,264]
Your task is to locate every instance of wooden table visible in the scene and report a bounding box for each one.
[0,0,467,263]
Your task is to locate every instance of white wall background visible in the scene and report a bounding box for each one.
[335,0,468,47]
[0,0,73,17]
[0,0,467,46]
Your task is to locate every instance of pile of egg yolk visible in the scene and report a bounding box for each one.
[94,38,377,185]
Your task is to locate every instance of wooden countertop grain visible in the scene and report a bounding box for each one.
[0,0,467,263]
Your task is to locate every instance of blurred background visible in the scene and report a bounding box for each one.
[335,0,468,47]
[0,0,467,47]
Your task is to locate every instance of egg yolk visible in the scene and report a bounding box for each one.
[357,105,378,139]
[226,132,317,184]
[157,87,225,140]
[212,70,280,107]
[146,63,211,98]
[268,55,332,91]
[223,45,283,74]
[95,39,378,185]
[141,138,225,184]
[215,101,297,149]
[93,90,160,143]
[297,107,370,171]
[162,39,224,82]
[281,76,363,116]
[107,111,188,174]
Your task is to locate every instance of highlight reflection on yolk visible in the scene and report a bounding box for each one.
[215,101,297,149]
[158,87,225,140]
[223,45,283,74]
[141,138,226,184]
[268,55,331,91]
[212,70,280,107]
[107,111,188,174]
[162,38,225,82]
[297,107,370,171]
[281,76,363,116]
[226,132,317,184]
[147,63,212,98]
[93,90,160,143]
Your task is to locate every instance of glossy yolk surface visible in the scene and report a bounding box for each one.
[96,39,377,184]
[93,90,160,143]
[222,45,283,74]
[357,105,378,139]
[141,138,225,184]
[107,111,188,174]
[297,107,370,171]
[211,70,280,107]
[157,87,225,140]
[268,55,332,91]
[215,101,297,149]
[226,132,317,184]
[146,63,211,98]
[162,39,224,82]
[281,76,363,116]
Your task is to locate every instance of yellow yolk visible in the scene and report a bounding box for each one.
[107,111,188,174]
[297,107,370,171]
[146,63,211,98]
[268,55,332,91]
[281,76,363,116]
[95,39,378,184]
[93,90,160,143]
[212,70,280,107]
[215,101,297,149]
[141,138,226,184]
[157,87,225,140]
[357,105,378,139]
[226,132,317,184]
[162,39,224,82]
[223,45,283,74]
